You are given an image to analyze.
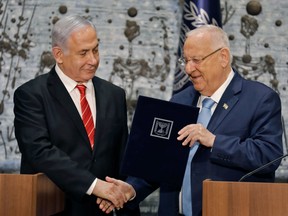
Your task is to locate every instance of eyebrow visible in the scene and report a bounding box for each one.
[79,44,99,53]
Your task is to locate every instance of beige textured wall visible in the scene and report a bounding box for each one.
[0,0,288,214]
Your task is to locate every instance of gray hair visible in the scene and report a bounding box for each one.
[186,25,230,50]
[185,25,232,62]
[52,15,96,51]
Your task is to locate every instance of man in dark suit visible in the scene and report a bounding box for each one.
[124,25,283,216]
[14,14,138,216]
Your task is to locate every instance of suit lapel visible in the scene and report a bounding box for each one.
[208,72,243,132]
[91,77,106,153]
[47,68,90,146]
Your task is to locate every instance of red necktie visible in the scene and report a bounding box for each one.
[76,84,95,149]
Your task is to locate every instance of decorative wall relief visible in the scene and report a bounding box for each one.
[0,0,288,182]
[109,8,172,123]
[0,0,37,163]
[0,0,287,215]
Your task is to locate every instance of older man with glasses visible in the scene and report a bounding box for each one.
[121,25,283,216]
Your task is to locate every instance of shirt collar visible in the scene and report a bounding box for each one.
[198,69,235,105]
[55,64,93,92]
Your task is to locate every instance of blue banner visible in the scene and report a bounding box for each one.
[173,0,222,94]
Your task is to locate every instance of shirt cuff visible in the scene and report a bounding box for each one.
[86,178,97,195]
[129,191,136,201]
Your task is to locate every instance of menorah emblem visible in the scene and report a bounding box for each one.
[150,118,173,140]
[156,121,168,134]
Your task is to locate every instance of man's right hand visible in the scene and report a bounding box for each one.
[92,177,135,209]
[97,198,115,214]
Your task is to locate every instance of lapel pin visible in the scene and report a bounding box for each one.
[223,103,228,110]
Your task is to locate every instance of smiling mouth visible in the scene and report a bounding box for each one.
[189,74,201,79]
[190,75,204,85]
[85,67,97,72]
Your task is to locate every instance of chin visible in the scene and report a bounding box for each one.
[86,71,96,78]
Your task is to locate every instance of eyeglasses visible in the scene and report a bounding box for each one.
[178,47,223,67]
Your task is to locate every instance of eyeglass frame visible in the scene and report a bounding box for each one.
[178,47,223,67]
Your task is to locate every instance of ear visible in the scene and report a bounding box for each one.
[52,46,64,64]
[220,48,230,68]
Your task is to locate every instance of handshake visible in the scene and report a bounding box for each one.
[92,176,136,214]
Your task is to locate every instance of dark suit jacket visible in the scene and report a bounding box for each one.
[127,71,283,216]
[14,66,129,216]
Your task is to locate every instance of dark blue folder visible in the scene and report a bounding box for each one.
[121,95,199,187]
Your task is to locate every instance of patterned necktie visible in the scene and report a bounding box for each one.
[76,84,95,149]
[182,98,215,216]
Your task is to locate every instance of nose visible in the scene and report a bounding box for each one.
[185,60,196,75]
[88,51,99,65]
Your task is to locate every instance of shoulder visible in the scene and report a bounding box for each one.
[92,76,125,96]
[15,73,49,94]
[93,76,119,88]
[232,71,279,98]
[234,75,281,107]
[242,78,279,97]
[170,85,198,105]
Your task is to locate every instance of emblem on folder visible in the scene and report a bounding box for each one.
[150,117,173,140]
